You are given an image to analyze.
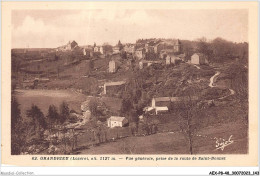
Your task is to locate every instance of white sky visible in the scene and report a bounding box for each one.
[12,9,248,48]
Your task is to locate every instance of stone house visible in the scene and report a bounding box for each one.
[94,46,104,54]
[107,116,128,128]
[109,60,117,73]
[165,53,180,65]
[124,44,135,54]
[191,53,209,65]
[135,48,145,60]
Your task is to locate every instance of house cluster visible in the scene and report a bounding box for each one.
[56,40,79,51]
[105,39,187,73]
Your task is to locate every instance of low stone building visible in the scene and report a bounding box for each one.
[107,116,128,128]
[191,53,209,65]
[103,81,126,95]
[152,96,199,108]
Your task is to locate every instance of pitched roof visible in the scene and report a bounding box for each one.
[104,81,126,87]
[109,116,126,122]
[154,96,198,102]
[154,97,171,102]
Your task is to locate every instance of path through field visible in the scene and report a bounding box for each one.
[208,71,235,99]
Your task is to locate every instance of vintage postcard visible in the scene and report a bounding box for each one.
[1,1,258,167]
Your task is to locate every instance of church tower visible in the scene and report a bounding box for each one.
[174,39,182,53]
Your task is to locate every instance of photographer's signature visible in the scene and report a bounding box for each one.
[215,135,234,151]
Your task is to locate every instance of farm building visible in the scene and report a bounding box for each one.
[144,96,199,115]
[152,96,199,108]
[103,81,126,95]
[191,53,209,65]
[107,116,128,128]
[143,106,169,115]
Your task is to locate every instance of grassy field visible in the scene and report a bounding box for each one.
[14,89,87,118]
[78,119,247,154]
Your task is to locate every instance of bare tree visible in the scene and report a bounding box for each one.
[177,92,200,155]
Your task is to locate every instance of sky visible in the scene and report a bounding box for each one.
[11,9,248,48]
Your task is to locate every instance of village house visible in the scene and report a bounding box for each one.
[145,43,155,53]
[191,53,209,65]
[154,43,165,54]
[124,44,135,54]
[107,116,128,128]
[83,48,87,56]
[109,60,117,73]
[159,49,175,59]
[94,46,104,54]
[135,48,145,60]
[158,39,183,58]
[82,46,94,57]
[57,40,78,51]
[165,53,181,65]
[103,81,126,95]
[113,46,120,54]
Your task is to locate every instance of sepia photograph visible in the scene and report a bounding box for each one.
[1,1,258,168]
[10,8,249,155]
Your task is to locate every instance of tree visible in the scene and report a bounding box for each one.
[59,101,70,124]
[120,98,133,115]
[46,105,59,128]
[26,104,47,139]
[11,97,24,154]
[89,98,99,120]
[196,37,213,62]
[121,51,127,60]
[211,37,232,63]
[118,40,123,50]
[11,97,22,130]
[177,96,199,155]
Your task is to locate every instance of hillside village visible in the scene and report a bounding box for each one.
[11,37,249,155]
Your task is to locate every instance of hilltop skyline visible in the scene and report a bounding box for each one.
[12,9,248,48]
